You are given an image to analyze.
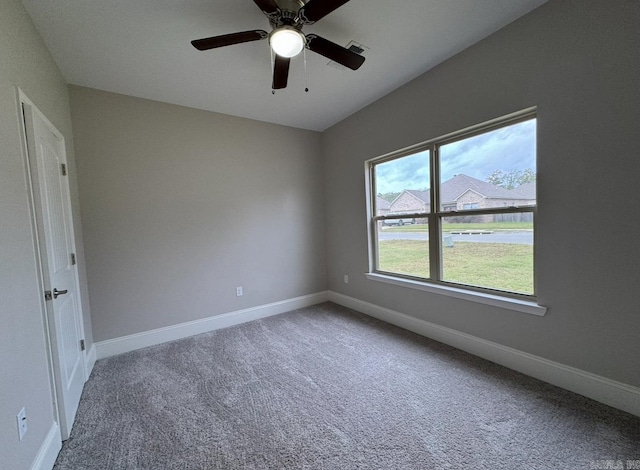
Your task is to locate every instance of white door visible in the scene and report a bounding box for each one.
[23,101,86,440]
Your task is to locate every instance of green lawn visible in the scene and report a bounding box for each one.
[378,240,533,295]
[383,222,533,232]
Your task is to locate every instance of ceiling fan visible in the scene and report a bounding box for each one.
[191,0,365,90]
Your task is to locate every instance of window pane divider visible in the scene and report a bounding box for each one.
[430,145,441,281]
[374,213,429,221]
[438,206,536,217]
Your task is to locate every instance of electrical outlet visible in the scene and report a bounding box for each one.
[17,407,27,441]
[344,275,349,284]
[236,286,243,297]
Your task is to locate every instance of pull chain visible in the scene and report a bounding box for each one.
[303,46,309,93]
[270,47,276,94]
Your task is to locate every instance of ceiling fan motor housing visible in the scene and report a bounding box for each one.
[270,0,305,28]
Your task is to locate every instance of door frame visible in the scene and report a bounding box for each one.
[17,88,89,440]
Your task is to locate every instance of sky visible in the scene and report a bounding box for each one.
[375,118,536,194]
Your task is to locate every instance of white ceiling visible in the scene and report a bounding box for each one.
[22,0,547,131]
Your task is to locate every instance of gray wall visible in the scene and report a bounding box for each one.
[322,0,640,387]
[0,0,92,467]
[69,87,326,342]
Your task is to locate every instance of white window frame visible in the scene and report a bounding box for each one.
[366,108,546,315]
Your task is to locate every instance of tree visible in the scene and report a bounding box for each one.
[377,192,401,202]
[486,168,535,189]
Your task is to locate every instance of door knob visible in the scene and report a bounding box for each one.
[53,288,68,299]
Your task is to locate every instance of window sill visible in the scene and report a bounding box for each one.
[364,273,547,316]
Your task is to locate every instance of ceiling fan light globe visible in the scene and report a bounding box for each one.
[270,28,304,58]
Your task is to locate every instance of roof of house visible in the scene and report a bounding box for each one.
[442,174,522,202]
[509,181,536,199]
[392,174,534,206]
[376,197,391,210]
[404,189,430,204]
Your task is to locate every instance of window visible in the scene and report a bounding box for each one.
[369,109,537,299]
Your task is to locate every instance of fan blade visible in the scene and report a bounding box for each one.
[306,34,365,70]
[253,0,279,15]
[299,0,351,23]
[272,55,290,89]
[191,30,268,51]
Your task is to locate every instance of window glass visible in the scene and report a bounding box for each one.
[439,119,536,212]
[441,214,534,295]
[376,220,429,278]
[374,150,430,216]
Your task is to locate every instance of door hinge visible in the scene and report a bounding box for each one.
[61,163,67,176]
[44,290,52,301]
[80,339,86,351]
[71,253,77,265]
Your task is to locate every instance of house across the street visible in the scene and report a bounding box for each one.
[382,174,535,222]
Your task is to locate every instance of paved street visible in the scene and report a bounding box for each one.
[378,230,533,245]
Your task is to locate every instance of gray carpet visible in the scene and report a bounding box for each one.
[54,302,640,469]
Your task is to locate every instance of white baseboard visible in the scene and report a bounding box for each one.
[95,291,329,359]
[30,423,61,470]
[84,343,96,380]
[328,291,640,418]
